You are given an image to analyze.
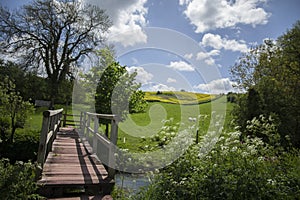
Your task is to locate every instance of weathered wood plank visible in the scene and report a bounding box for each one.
[47,194,113,200]
[37,130,113,197]
[38,175,109,185]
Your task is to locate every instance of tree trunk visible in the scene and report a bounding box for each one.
[10,124,16,143]
[49,78,59,110]
[105,123,109,137]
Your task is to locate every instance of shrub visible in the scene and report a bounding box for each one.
[133,122,300,199]
[0,129,40,162]
[0,159,40,199]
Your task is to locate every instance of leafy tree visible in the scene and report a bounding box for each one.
[79,47,116,105]
[0,0,111,107]
[231,21,300,147]
[95,62,146,136]
[0,78,34,142]
[80,48,146,135]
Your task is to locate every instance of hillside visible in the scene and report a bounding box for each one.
[144,91,216,105]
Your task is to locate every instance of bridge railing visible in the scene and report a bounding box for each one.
[62,113,81,127]
[36,108,64,178]
[80,112,119,179]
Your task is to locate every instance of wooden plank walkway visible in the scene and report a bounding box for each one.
[37,128,114,198]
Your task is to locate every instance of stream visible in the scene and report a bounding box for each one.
[115,173,150,193]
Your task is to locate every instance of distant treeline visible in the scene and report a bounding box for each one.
[0,59,73,105]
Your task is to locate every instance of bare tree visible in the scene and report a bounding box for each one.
[0,0,111,107]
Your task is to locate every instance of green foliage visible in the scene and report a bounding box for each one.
[95,62,131,120]
[134,121,300,199]
[231,21,300,148]
[0,78,34,142]
[149,118,178,148]
[0,59,75,104]
[129,90,148,114]
[0,117,9,142]
[0,59,48,101]
[0,159,40,199]
[233,88,264,133]
[245,115,282,147]
[0,129,40,162]
[226,92,238,103]
[94,64,146,123]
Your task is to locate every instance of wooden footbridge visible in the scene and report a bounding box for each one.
[36,109,119,199]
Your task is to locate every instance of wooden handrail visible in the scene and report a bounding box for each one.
[80,112,119,179]
[36,108,63,179]
[85,112,118,120]
[43,108,64,117]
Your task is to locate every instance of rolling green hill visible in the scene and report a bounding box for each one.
[144,91,216,104]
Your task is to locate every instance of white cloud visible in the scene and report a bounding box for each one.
[184,53,193,59]
[126,66,153,84]
[85,0,148,47]
[194,78,238,94]
[179,0,192,5]
[201,33,248,52]
[168,61,195,71]
[181,0,270,33]
[196,49,220,66]
[167,78,177,83]
[197,49,220,60]
[204,57,216,66]
[150,83,176,91]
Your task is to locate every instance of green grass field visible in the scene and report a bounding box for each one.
[117,95,233,151]
[24,94,234,153]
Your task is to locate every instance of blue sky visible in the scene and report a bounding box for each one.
[1,0,300,93]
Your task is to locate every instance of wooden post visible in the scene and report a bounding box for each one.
[108,118,118,179]
[82,112,87,136]
[37,111,50,168]
[79,112,83,129]
[36,111,50,179]
[93,116,99,153]
[86,114,91,144]
[63,113,67,127]
[47,116,55,153]
[36,109,63,180]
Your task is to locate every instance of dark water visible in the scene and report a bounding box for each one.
[115,173,150,193]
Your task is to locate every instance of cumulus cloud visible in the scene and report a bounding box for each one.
[201,33,248,52]
[84,0,148,47]
[197,49,220,60]
[168,61,195,71]
[194,78,237,94]
[179,0,192,5]
[126,66,153,84]
[150,83,176,91]
[180,0,270,33]
[196,49,220,65]
[167,78,177,83]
